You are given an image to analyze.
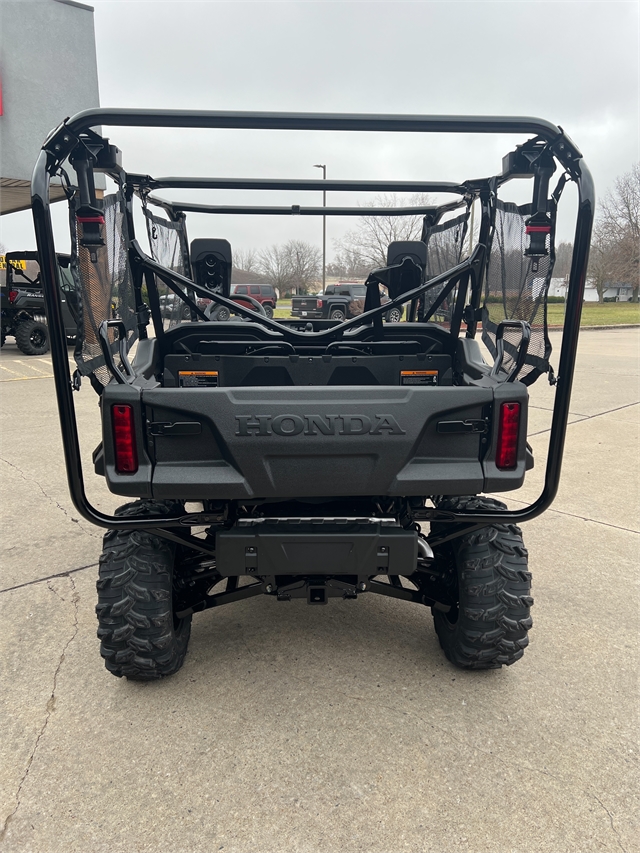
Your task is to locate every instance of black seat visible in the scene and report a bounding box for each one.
[160,320,286,357]
[347,321,453,355]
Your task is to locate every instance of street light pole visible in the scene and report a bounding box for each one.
[314,163,326,291]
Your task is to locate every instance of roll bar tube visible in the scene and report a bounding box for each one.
[132,175,470,194]
[31,112,594,538]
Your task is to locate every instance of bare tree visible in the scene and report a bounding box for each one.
[594,163,640,301]
[234,247,259,274]
[326,247,371,279]
[600,163,640,243]
[333,193,434,270]
[257,240,321,295]
[286,240,322,295]
[258,244,294,293]
[554,241,574,279]
[588,222,618,302]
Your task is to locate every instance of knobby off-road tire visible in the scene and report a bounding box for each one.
[15,318,50,355]
[96,500,192,680]
[431,496,533,669]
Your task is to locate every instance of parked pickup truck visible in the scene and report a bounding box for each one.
[291,282,402,323]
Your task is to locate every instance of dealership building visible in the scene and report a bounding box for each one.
[0,0,101,216]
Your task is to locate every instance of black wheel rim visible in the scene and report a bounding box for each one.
[31,329,47,348]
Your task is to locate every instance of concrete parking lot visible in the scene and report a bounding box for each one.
[1,328,638,853]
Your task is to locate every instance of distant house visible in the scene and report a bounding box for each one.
[601,283,634,302]
[583,280,599,302]
[549,277,568,298]
[583,278,634,302]
[231,268,269,285]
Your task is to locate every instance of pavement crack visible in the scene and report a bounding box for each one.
[0,457,100,540]
[528,419,588,436]
[528,400,639,436]
[488,495,640,535]
[591,792,627,853]
[0,563,98,595]
[259,661,572,788]
[331,690,565,784]
[311,683,633,841]
[237,625,259,661]
[1,457,70,518]
[245,662,566,787]
[0,576,80,843]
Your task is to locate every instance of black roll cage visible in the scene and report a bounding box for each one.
[31,110,594,548]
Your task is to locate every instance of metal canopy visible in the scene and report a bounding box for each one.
[1,178,67,216]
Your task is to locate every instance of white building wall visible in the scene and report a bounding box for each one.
[0,0,101,212]
[548,277,567,298]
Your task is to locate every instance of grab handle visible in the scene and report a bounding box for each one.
[490,320,531,382]
[98,320,136,385]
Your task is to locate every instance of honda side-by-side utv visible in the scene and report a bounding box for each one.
[1,251,79,354]
[31,111,593,680]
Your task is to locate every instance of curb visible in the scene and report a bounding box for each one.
[547,324,640,331]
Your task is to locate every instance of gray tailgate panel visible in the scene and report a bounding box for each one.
[142,386,492,499]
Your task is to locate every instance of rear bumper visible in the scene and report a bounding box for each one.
[290,309,323,319]
[100,383,529,500]
[216,518,418,577]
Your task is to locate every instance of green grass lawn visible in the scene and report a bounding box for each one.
[272,301,639,325]
[485,301,639,327]
[547,302,639,326]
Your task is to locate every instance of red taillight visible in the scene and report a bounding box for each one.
[112,404,138,474]
[316,299,323,309]
[496,402,520,470]
[8,290,18,303]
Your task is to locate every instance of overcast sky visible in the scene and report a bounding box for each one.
[2,0,639,257]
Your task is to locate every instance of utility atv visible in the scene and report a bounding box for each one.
[1,251,78,354]
[31,110,593,680]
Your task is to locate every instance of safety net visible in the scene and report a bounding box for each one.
[420,210,470,323]
[143,208,195,329]
[70,192,138,390]
[481,200,555,386]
